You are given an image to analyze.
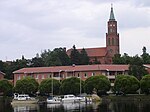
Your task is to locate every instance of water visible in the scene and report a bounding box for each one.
[0,99,150,112]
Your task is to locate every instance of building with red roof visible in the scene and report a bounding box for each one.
[67,5,119,64]
[13,64,129,86]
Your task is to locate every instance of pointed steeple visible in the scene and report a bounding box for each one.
[109,4,115,21]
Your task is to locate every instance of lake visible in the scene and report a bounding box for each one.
[0,98,150,112]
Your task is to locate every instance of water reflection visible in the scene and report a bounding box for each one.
[5,99,150,112]
[12,103,39,112]
[47,102,101,112]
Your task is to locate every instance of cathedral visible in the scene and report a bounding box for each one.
[67,5,120,64]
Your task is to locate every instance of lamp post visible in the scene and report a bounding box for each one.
[59,70,62,82]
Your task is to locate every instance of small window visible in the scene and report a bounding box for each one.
[42,75,45,79]
[78,73,80,78]
[84,73,87,78]
[92,73,95,76]
[35,74,39,79]
[18,75,21,80]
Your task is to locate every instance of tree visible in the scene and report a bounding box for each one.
[80,48,89,65]
[60,77,84,95]
[114,75,140,95]
[30,53,45,67]
[14,77,39,95]
[84,75,111,95]
[70,45,81,65]
[129,55,148,80]
[53,48,71,66]
[0,79,13,96]
[140,74,150,95]
[113,53,131,64]
[141,46,150,64]
[39,78,61,95]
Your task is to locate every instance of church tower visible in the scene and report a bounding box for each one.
[106,4,120,64]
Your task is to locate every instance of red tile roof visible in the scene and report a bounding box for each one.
[13,64,129,74]
[67,47,107,57]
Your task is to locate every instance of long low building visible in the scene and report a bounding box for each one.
[13,64,129,86]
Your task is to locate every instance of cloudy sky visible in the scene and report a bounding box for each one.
[0,0,150,61]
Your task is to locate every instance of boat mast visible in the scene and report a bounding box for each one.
[52,73,53,98]
[80,72,81,95]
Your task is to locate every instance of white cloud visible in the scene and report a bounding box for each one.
[0,0,150,60]
[121,27,150,56]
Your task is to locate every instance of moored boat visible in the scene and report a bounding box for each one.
[11,93,38,105]
[46,96,61,104]
[62,94,81,103]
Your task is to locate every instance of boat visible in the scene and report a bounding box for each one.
[46,75,61,104]
[46,96,61,104]
[62,94,81,103]
[11,93,38,105]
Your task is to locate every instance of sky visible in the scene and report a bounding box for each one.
[0,0,150,61]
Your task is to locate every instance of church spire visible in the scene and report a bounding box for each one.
[109,4,115,21]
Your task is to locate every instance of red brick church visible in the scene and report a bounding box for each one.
[67,5,120,64]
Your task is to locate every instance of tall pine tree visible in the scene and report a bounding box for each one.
[70,45,81,65]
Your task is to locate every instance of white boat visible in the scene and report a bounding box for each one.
[78,96,92,103]
[62,94,81,103]
[46,96,61,104]
[11,93,38,105]
[46,75,61,104]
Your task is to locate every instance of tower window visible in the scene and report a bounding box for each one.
[108,38,111,45]
[112,38,114,45]
[110,29,113,33]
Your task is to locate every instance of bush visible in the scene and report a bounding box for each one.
[60,77,84,95]
[114,75,139,95]
[84,75,111,95]
[39,78,60,95]
[140,74,150,95]
[14,76,39,95]
[0,79,13,96]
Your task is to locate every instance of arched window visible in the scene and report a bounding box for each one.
[112,38,114,45]
[108,38,111,45]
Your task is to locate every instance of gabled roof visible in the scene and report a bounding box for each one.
[13,64,129,74]
[67,47,107,57]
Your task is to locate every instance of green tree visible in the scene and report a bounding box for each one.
[60,77,84,95]
[30,53,45,67]
[0,79,13,96]
[70,45,81,65]
[140,75,150,95]
[80,48,89,65]
[129,55,148,80]
[114,75,139,94]
[40,48,70,66]
[141,46,150,64]
[84,75,111,95]
[14,77,39,95]
[53,48,71,66]
[39,78,61,95]
[113,53,131,64]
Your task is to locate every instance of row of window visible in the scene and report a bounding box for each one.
[17,72,96,80]
[108,38,119,46]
